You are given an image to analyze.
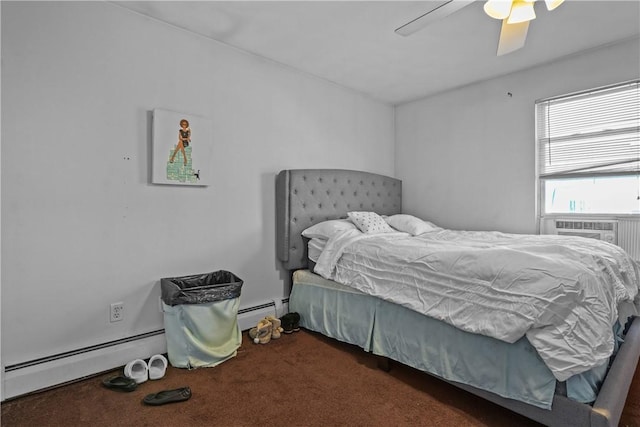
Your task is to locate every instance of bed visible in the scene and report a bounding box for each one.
[275,168,640,427]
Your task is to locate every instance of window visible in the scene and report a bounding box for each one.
[536,80,640,216]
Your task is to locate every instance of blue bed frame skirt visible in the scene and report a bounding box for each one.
[290,269,611,410]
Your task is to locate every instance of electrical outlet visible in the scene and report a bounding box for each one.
[110,302,124,322]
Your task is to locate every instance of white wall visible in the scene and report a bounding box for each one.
[1,1,394,371]
[396,37,640,234]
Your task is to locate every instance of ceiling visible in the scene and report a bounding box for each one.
[112,1,640,105]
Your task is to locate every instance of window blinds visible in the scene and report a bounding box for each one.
[536,80,640,179]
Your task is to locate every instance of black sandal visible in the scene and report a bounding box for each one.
[143,387,192,406]
[102,376,138,392]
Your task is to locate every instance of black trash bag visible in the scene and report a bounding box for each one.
[161,270,243,306]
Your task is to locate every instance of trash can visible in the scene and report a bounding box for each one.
[161,270,243,369]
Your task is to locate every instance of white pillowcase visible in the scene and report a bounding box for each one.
[385,214,438,236]
[307,238,326,263]
[347,211,395,234]
[302,219,358,240]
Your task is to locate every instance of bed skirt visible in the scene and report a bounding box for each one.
[290,269,611,409]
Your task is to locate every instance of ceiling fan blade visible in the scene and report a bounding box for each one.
[395,0,475,36]
[496,19,529,56]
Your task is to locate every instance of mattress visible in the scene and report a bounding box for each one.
[290,269,614,409]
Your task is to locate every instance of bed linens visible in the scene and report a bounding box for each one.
[307,238,325,263]
[314,228,640,382]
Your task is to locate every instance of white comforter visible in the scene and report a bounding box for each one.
[314,229,640,381]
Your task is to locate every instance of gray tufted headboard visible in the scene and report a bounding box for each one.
[276,169,402,271]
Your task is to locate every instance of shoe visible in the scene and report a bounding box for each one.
[280,313,294,334]
[143,387,192,406]
[290,312,300,332]
[102,375,137,392]
[280,312,301,334]
[148,354,168,380]
[124,359,148,384]
[248,319,272,344]
[265,315,284,339]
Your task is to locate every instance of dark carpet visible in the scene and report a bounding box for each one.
[2,329,640,426]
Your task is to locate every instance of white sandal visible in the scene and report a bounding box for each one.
[124,359,148,384]
[148,354,168,380]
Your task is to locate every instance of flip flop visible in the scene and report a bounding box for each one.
[143,387,192,406]
[148,354,168,380]
[101,375,138,392]
[124,359,148,384]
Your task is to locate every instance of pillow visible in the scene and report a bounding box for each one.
[347,211,395,234]
[307,238,326,263]
[301,219,358,240]
[385,214,439,236]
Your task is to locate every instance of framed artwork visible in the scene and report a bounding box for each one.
[152,109,213,186]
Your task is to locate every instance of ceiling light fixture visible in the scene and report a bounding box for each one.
[483,0,564,23]
[507,0,536,24]
[544,0,565,11]
[483,0,513,20]
[483,0,564,55]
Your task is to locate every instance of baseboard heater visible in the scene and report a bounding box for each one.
[2,298,289,401]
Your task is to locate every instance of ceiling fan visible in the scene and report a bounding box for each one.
[395,0,565,56]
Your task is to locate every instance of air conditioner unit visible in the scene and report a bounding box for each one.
[544,219,618,245]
